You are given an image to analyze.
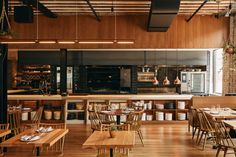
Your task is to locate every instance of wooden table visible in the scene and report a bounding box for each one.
[0,130,11,138]
[0,128,69,156]
[202,108,236,120]
[223,120,236,130]
[83,131,135,157]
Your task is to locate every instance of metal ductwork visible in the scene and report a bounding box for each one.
[147,0,180,32]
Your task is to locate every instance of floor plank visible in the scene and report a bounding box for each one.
[2,124,233,157]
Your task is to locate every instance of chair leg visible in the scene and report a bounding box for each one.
[138,129,143,139]
[198,131,204,145]
[202,133,207,150]
[224,147,228,157]
[137,131,144,146]
[192,127,197,140]
[196,129,201,144]
[216,146,221,157]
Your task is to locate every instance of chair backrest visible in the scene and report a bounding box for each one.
[39,123,66,129]
[0,123,9,141]
[7,110,21,135]
[214,121,235,147]
[196,110,213,132]
[32,106,44,126]
[88,110,101,131]
[101,124,130,131]
[0,123,9,130]
[126,109,144,131]
[189,107,199,127]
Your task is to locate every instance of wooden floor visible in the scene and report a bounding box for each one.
[2,123,235,157]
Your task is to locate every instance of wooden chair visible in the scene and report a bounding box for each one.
[0,123,9,141]
[94,104,116,125]
[38,123,66,155]
[7,110,21,135]
[98,124,130,157]
[196,110,216,150]
[189,107,200,143]
[22,106,44,129]
[88,110,102,132]
[0,123,9,154]
[215,121,236,157]
[125,109,144,146]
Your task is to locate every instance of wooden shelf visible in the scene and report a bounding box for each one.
[67,110,85,113]
[155,109,176,112]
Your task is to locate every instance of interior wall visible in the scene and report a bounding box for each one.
[7,15,229,49]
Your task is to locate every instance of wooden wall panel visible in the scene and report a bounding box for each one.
[7,15,229,49]
[192,96,236,108]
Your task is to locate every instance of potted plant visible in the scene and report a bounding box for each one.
[109,126,117,138]
[224,42,236,55]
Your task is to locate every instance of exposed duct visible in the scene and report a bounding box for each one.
[147,0,180,32]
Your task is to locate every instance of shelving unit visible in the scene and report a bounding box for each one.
[128,99,191,123]
[7,99,66,123]
[65,99,86,124]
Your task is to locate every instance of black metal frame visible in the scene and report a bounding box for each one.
[186,0,209,22]
[0,44,8,124]
[60,49,67,95]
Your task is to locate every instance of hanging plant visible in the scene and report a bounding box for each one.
[0,0,14,39]
[224,41,236,55]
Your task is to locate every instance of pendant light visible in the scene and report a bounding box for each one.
[174,49,181,85]
[163,50,170,85]
[153,67,159,85]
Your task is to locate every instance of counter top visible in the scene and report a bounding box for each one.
[8,94,193,100]
[8,95,63,100]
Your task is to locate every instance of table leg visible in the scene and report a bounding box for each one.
[36,147,40,156]
[117,115,121,124]
[110,148,113,157]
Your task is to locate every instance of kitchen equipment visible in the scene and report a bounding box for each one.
[54,111,61,120]
[177,113,186,120]
[156,112,164,120]
[164,102,175,109]
[155,104,164,109]
[142,113,146,121]
[21,112,28,121]
[178,101,186,109]
[165,113,173,120]
[181,71,208,94]
[44,110,52,120]
[146,115,153,121]
[137,72,155,82]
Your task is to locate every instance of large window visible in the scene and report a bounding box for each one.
[212,49,223,94]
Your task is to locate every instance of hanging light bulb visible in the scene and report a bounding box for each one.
[174,50,181,85]
[163,51,170,85]
[153,68,159,85]
[174,75,181,85]
[163,76,170,85]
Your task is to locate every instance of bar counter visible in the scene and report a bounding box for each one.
[8,94,193,101]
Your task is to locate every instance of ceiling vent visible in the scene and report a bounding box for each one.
[147,0,180,32]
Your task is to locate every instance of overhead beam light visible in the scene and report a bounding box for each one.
[116,40,134,44]
[0,40,36,44]
[78,41,114,44]
[38,40,57,44]
[57,40,76,44]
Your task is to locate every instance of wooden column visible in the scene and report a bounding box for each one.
[0,44,8,123]
[0,0,8,123]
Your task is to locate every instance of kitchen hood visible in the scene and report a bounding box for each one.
[147,0,180,32]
